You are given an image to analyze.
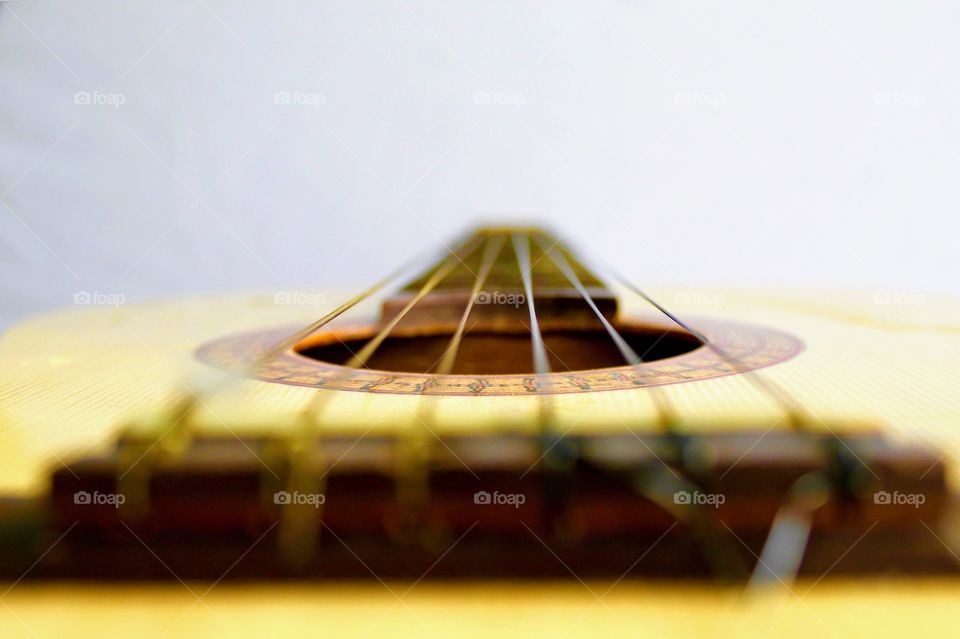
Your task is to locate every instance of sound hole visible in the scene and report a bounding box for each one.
[295,325,702,375]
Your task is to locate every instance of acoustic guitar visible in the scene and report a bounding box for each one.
[1,226,958,637]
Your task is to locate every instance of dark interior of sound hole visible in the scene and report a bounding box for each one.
[296,326,703,375]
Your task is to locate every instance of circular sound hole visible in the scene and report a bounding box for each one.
[295,325,703,375]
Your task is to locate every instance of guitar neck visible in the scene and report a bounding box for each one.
[382,227,618,329]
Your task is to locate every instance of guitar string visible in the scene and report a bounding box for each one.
[605,267,812,430]
[513,231,589,536]
[390,232,498,511]
[118,233,476,562]
[434,234,506,376]
[535,235,748,579]
[115,243,450,518]
[253,242,448,368]
[511,233,560,456]
[286,234,484,450]
[532,235,677,428]
[388,234,505,538]
[277,236,484,563]
[126,228,851,582]
[528,236,846,586]
[590,262,857,589]
[344,235,486,370]
[119,236,455,457]
[512,232,551,378]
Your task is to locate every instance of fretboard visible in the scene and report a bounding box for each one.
[381,227,618,330]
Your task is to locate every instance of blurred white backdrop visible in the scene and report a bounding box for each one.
[1,1,958,328]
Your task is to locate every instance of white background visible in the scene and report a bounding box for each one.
[1,1,958,328]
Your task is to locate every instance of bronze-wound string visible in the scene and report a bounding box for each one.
[289,232,485,431]
[289,232,485,450]
[118,232,457,457]
[413,233,503,432]
[395,233,505,526]
[434,234,506,376]
[345,235,486,370]
[253,241,447,368]
[277,236,485,562]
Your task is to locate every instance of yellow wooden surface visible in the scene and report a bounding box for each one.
[2,580,960,638]
[1,287,959,495]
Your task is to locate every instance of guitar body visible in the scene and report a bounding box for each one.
[1,228,958,637]
[2,287,958,494]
